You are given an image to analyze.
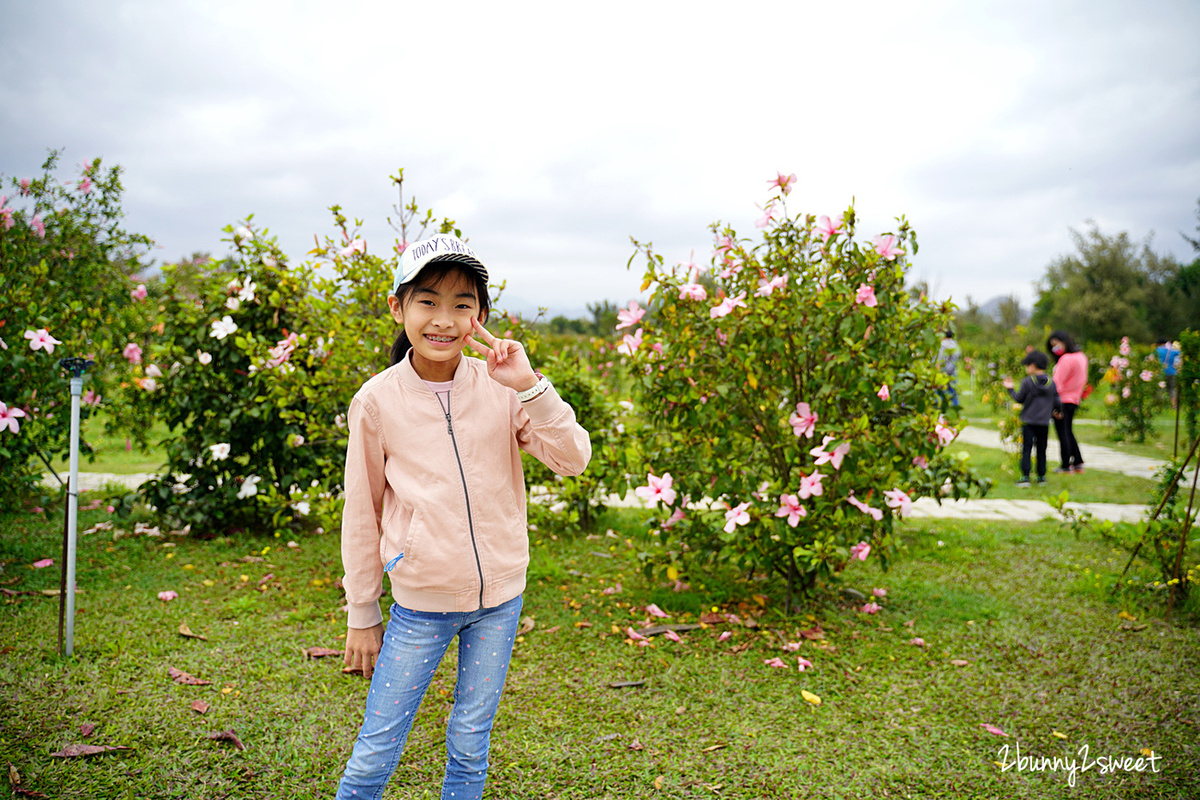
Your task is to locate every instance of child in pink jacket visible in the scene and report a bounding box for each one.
[336,234,591,800]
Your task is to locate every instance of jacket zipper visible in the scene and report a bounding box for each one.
[445,409,485,609]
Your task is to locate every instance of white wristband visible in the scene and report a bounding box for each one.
[516,375,550,403]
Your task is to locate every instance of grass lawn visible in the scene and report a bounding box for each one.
[945,442,1159,504]
[46,410,170,477]
[2,504,1198,799]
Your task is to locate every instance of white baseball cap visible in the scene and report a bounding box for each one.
[391,234,488,294]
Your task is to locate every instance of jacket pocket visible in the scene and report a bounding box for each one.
[379,504,413,570]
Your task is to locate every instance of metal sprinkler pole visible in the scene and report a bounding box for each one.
[58,357,93,658]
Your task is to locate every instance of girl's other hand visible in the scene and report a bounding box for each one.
[344,624,384,679]
[465,317,539,393]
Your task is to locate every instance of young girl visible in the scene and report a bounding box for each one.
[336,233,591,800]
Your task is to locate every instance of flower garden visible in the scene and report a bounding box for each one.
[1,155,1198,798]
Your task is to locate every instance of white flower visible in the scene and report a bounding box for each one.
[233,226,252,246]
[197,351,212,365]
[618,400,634,412]
[226,296,241,311]
[334,413,346,429]
[238,280,257,303]
[289,434,305,447]
[293,501,311,516]
[209,442,231,461]
[140,378,158,392]
[210,316,238,340]
[237,475,261,499]
[261,254,276,267]
[145,364,162,378]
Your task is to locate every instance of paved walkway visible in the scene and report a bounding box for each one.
[50,423,1170,525]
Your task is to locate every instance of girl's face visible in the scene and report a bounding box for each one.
[388,269,484,380]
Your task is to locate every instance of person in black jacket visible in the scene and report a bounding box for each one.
[1002,350,1061,487]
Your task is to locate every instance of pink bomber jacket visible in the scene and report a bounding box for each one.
[340,353,591,627]
[1052,351,1088,405]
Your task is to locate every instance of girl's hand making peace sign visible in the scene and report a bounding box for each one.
[465,317,540,393]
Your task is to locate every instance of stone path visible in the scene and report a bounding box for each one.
[49,423,1171,525]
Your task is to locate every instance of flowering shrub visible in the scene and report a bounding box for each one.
[0,151,153,510]
[1103,337,1165,443]
[624,180,987,599]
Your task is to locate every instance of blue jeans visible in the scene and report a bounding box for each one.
[336,595,523,800]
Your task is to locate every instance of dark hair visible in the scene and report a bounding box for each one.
[1022,350,1049,370]
[389,262,490,367]
[1045,329,1078,362]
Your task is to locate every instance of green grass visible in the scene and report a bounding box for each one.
[946,442,1159,504]
[46,410,170,476]
[2,505,1198,799]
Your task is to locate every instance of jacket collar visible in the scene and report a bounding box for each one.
[396,350,477,390]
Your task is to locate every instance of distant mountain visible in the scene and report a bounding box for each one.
[975,294,1031,324]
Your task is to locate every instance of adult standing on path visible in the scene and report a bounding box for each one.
[936,330,962,409]
[1047,329,1087,473]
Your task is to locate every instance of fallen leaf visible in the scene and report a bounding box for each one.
[1140,747,1155,757]
[801,690,821,706]
[191,700,210,714]
[628,739,644,751]
[1052,730,1067,739]
[517,616,536,635]
[1119,623,1148,632]
[208,729,246,750]
[654,775,665,790]
[607,680,645,689]
[50,744,131,758]
[304,647,344,659]
[798,625,825,640]
[950,659,970,667]
[341,665,363,675]
[982,723,1009,737]
[178,622,208,640]
[9,763,20,784]
[542,625,560,634]
[1117,611,1137,621]
[168,666,212,686]
[574,621,593,628]
[699,612,724,624]
[594,733,622,743]
[14,788,50,798]
[79,723,95,738]
[700,743,728,752]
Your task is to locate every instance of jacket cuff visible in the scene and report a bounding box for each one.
[347,601,384,629]
[520,383,570,424]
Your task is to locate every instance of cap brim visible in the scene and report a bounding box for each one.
[393,253,489,294]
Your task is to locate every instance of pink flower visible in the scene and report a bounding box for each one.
[157,590,178,602]
[847,494,883,521]
[810,436,850,470]
[755,201,779,229]
[30,214,45,238]
[860,602,881,614]
[782,641,802,652]
[768,172,797,196]
[18,178,31,195]
[33,558,54,568]
[636,472,677,506]
[1,402,28,434]
[912,455,928,469]
[717,258,742,279]
[710,291,747,319]
[755,275,787,298]
[908,637,926,647]
[1119,336,1131,356]
[884,488,912,518]
[616,300,646,331]
[123,343,143,364]
[394,239,408,256]
[855,284,878,307]
[78,177,93,194]
[617,328,644,357]
[602,583,622,595]
[130,284,148,301]
[713,234,735,256]
[797,657,813,671]
[798,470,825,499]
[81,390,101,406]
[877,384,890,400]
[678,283,707,301]
[1121,385,1131,399]
[872,588,887,598]
[662,629,683,643]
[775,494,807,527]
[763,657,789,669]
[814,214,844,242]
[662,508,686,529]
[24,328,62,354]
[850,541,871,561]
[645,603,669,619]
[717,631,733,642]
[872,234,903,261]
[935,419,957,447]
[625,626,648,642]
[339,239,366,258]
[788,402,818,439]
[723,502,751,533]
[1140,370,1153,382]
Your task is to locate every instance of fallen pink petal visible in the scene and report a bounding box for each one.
[763,657,789,669]
[982,723,1009,737]
[158,590,179,602]
[644,603,669,619]
[717,631,733,642]
[32,558,53,569]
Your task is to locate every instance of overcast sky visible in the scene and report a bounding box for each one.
[3,0,1198,317]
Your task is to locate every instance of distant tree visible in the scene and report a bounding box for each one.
[586,300,620,335]
[1031,222,1184,343]
[996,294,1023,331]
